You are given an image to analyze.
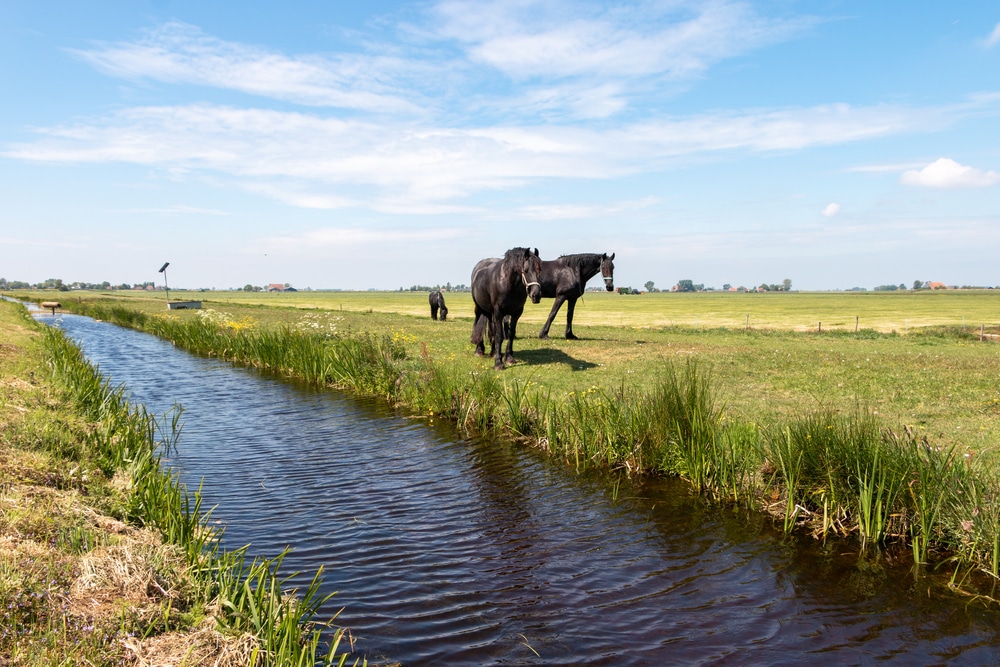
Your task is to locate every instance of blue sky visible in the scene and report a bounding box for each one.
[2,1,998,291]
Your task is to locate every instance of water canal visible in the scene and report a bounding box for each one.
[36,309,1000,665]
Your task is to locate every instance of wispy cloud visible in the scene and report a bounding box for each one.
[983,22,1000,48]
[821,202,841,217]
[900,158,1000,188]
[513,197,658,220]
[5,98,992,209]
[108,205,230,215]
[251,226,470,255]
[71,21,427,113]
[432,0,814,80]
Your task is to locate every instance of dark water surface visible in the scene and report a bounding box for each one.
[37,310,1000,665]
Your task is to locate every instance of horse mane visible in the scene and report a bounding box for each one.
[556,253,604,272]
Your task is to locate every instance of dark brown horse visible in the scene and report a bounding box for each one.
[429,290,448,320]
[471,247,542,369]
[537,252,615,339]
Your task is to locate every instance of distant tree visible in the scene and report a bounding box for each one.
[243,284,254,292]
[645,280,656,292]
[676,279,695,292]
[913,280,924,290]
[899,284,906,290]
[782,278,792,291]
[722,283,731,291]
[759,283,769,292]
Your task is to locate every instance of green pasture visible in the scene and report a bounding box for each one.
[78,287,1000,332]
[18,288,1000,582]
[15,288,1000,455]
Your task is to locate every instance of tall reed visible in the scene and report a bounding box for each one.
[52,299,1000,587]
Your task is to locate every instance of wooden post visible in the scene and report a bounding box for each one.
[745,314,749,331]
[818,321,822,333]
[855,316,859,333]
[981,324,985,342]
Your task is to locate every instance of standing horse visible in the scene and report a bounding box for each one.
[429,290,448,321]
[471,247,542,369]
[537,252,615,339]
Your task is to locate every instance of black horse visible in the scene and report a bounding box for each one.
[537,252,615,339]
[471,247,542,369]
[429,290,448,321]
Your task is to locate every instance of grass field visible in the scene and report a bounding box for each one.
[15,287,1000,585]
[72,287,1000,333]
[14,288,1000,454]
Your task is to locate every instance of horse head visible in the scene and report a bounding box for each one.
[504,247,542,304]
[524,248,542,303]
[601,252,616,292]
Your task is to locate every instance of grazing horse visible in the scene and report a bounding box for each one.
[538,252,615,339]
[429,290,448,321]
[471,247,542,369]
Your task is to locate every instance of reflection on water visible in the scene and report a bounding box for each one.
[37,310,1000,666]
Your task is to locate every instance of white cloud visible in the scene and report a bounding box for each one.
[71,22,426,113]
[252,226,469,255]
[4,98,992,210]
[984,22,1000,48]
[822,202,841,217]
[432,0,815,80]
[900,158,1000,188]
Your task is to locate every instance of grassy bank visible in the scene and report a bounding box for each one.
[0,299,362,665]
[27,292,1000,597]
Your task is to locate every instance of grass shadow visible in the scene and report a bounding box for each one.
[515,347,599,371]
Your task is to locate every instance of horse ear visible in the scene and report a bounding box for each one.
[609,252,615,260]
[533,248,539,257]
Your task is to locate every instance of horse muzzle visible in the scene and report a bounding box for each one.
[528,284,542,304]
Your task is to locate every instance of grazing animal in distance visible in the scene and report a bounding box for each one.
[429,290,448,321]
[537,252,615,339]
[470,247,542,369]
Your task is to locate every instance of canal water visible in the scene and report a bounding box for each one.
[36,310,1000,665]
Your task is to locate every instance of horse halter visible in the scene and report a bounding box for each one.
[522,273,540,289]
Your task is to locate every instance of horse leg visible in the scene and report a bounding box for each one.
[487,317,497,357]
[431,304,438,320]
[564,297,579,340]
[504,315,519,365]
[539,296,566,339]
[492,312,506,370]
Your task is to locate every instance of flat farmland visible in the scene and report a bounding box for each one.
[17,288,1000,456]
[87,288,1000,333]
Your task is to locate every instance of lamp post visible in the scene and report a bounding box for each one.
[158,262,170,305]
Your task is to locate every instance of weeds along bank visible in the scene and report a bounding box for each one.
[54,299,1000,596]
[0,300,361,666]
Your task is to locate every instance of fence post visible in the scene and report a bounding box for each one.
[818,321,822,333]
[855,316,859,333]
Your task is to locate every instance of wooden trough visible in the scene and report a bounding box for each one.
[167,301,202,310]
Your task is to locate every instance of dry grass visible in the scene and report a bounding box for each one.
[0,300,253,666]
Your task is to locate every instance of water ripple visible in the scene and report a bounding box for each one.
[38,311,1000,667]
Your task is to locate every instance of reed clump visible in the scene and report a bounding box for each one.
[2,301,361,665]
[61,300,1000,592]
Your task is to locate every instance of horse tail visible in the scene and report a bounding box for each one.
[471,308,487,344]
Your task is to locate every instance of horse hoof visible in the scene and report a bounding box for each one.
[475,350,484,357]
[539,333,549,340]
[494,362,506,371]
[565,333,578,340]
